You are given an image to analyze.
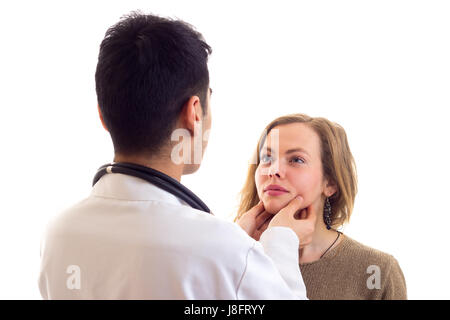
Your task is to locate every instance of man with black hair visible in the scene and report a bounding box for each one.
[38,12,313,299]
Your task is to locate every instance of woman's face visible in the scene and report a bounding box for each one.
[255,123,335,215]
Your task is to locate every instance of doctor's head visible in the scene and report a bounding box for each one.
[236,114,357,231]
[95,11,212,175]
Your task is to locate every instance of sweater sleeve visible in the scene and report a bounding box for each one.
[236,227,308,300]
[382,256,407,300]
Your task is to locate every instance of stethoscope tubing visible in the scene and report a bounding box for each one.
[93,162,211,214]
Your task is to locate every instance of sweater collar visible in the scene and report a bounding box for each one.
[299,233,348,266]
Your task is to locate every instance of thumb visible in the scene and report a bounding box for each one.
[241,200,264,218]
[281,196,304,213]
[276,196,305,220]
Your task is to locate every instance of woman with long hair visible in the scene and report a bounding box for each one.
[235,113,406,299]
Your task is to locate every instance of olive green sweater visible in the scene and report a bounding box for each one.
[299,234,407,300]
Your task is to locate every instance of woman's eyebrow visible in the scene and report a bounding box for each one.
[265,147,310,156]
[285,148,310,156]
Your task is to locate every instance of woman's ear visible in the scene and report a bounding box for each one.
[324,179,338,198]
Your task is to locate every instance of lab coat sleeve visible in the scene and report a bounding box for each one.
[236,226,308,299]
[38,231,49,300]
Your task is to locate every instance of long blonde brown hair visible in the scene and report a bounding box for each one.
[235,113,358,229]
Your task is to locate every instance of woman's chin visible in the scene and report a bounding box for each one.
[263,198,292,215]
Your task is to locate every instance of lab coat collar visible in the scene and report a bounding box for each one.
[91,172,189,206]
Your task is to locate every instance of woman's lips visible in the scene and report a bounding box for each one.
[265,190,288,196]
[264,184,289,196]
[265,190,289,196]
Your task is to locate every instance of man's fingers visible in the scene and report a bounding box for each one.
[253,215,273,240]
[255,210,272,228]
[242,201,265,219]
[257,214,274,231]
[253,229,263,241]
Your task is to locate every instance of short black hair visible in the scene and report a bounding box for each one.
[95,11,212,156]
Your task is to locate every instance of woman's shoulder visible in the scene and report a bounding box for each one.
[340,234,407,299]
[340,234,401,269]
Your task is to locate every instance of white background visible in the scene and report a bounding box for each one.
[0,0,449,299]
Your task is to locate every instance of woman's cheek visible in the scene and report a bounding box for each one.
[289,173,321,208]
[254,166,264,199]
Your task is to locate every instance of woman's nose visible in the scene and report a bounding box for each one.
[268,161,284,178]
[269,172,281,178]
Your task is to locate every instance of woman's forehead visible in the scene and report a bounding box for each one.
[262,123,321,154]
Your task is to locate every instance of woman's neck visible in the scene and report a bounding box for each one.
[298,223,342,264]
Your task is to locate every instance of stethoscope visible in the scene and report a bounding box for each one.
[92,162,211,214]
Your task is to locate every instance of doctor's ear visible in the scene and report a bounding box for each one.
[97,104,109,132]
[181,96,202,135]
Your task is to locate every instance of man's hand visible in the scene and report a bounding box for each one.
[236,201,275,241]
[268,196,317,247]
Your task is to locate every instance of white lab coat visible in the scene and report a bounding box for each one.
[38,173,307,299]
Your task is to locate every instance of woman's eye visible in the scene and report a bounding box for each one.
[291,157,305,164]
[260,155,272,164]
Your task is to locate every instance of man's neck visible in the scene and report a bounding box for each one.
[113,153,184,182]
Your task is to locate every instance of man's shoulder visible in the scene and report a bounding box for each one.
[152,200,257,250]
[45,194,256,253]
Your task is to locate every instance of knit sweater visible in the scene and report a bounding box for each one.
[299,234,407,300]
